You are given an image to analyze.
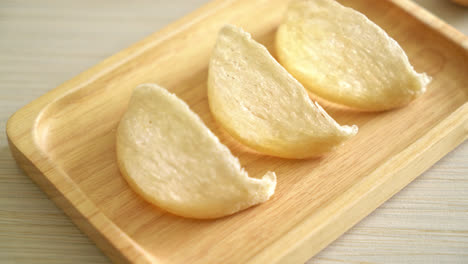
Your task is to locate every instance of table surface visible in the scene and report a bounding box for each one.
[1,0,467,263]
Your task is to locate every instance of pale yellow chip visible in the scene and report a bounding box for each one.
[116,84,276,219]
[276,0,431,111]
[208,25,358,159]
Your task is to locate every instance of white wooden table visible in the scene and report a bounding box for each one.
[1,1,467,263]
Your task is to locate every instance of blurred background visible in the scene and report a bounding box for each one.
[0,1,467,263]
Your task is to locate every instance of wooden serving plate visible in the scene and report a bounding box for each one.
[6,0,468,263]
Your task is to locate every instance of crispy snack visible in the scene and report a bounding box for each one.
[276,0,431,111]
[116,84,276,219]
[208,25,357,159]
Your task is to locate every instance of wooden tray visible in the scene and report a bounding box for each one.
[7,0,468,263]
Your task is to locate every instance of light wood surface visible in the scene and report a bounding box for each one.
[1,0,468,263]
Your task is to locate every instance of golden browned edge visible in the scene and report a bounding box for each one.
[5,0,468,263]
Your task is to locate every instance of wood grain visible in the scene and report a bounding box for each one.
[2,0,468,264]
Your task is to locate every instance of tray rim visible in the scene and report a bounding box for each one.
[6,0,468,263]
